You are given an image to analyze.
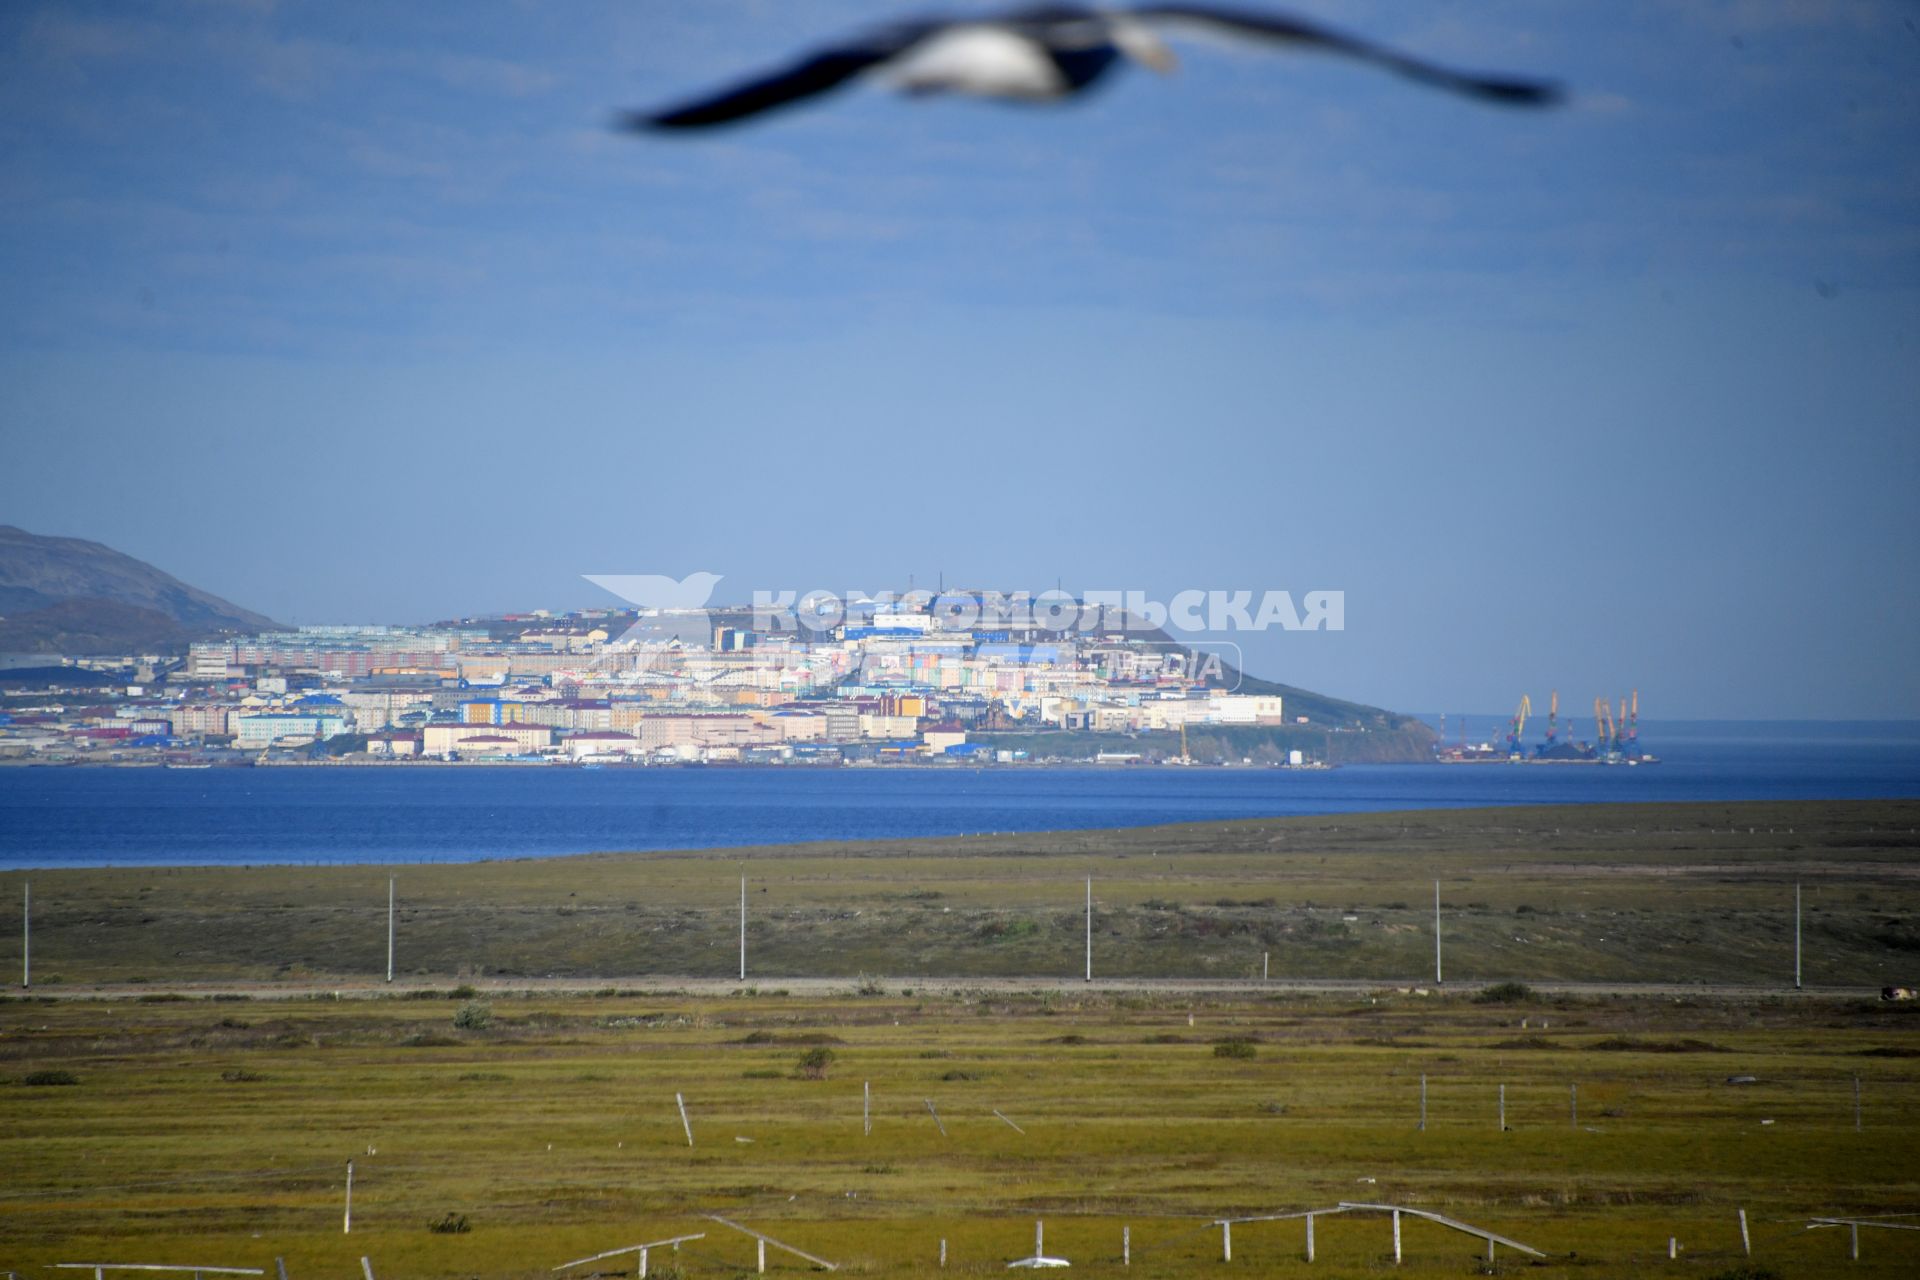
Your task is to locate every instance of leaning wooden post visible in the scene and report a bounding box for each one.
[360,1259,375,1280]
[676,1092,695,1147]
[1392,1209,1403,1264]
[1738,1208,1751,1257]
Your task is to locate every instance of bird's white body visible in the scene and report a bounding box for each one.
[884,25,1070,99]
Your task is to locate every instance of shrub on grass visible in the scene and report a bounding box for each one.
[1473,981,1536,1004]
[797,1047,836,1080]
[220,1069,265,1083]
[448,984,477,1000]
[427,1212,471,1234]
[452,1000,493,1030]
[1213,1039,1257,1060]
[23,1069,79,1086]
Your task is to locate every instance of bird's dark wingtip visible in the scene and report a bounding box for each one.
[1477,77,1566,108]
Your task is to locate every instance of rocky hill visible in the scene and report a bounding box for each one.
[0,525,278,655]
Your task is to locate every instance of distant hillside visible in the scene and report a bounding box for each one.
[0,525,278,655]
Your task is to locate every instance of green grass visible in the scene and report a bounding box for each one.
[3,799,1918,1276]
[3,799,1918,987]
[1,987,1917,1277]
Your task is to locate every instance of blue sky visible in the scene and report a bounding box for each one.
[1,1,1916,718]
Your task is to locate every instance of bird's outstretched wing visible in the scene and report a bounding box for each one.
[1129,4,1563,106]
[624,20,947,129]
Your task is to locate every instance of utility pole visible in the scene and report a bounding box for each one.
[21,882,28,990]
[1085,877,1092,983]
[1434,879,1443,984]
[739,875,747,982]
[385,877,395,984]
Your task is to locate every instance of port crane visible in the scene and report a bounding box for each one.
[1506,694,1532,759]
[1544,689,1558,748]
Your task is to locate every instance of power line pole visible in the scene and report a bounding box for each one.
[1434,879,1443,984]
[739,875,747,982]
[21,882,29,990]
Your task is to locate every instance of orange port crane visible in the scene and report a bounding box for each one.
[1594,697,1611,752]
[1628,689,1639,751]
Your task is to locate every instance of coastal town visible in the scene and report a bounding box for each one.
[0,595,1317,767]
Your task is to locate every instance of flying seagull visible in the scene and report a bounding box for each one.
[625,4,1562,131]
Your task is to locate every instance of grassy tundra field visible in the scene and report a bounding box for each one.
[2,800,1918,1277]
[4,799,1920,990]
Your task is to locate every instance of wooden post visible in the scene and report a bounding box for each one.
[1433,880,1442,984]
[1795,882,1802,990]
[740,875,747,982]
[638,1248,648,1280]
[1486,1237,1495,1264]
[274,1260,287,1280]
[1854,1075,1862,1132]
[1306,1213,1315,1263]
[360,1259,374,1280]
[939,1238,946,1268]
[1419,1074,1427,1131]
[1393,1209,1402,1264]
[1085,876,1092,983]
[1221,1220,1231,1262]
[676,1092,694,1146]
[1571,1083,1578,1129]
[1499,1083,1506,1131]
[1123,1225,1130,1267]
[864,1080,871,1136]
[1850,1222,1859,1261]
[1738,1208,1751,1257]
[1263,951,1269,981]
[1668,1237,1677,1260]
[385,877,395,984]
[925,1098,947,1136]
[1035,1221,1045,1260]
[757,1239,766,1274]
[343,1160,353,1234]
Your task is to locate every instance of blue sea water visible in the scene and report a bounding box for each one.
[0,720,1915,868]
